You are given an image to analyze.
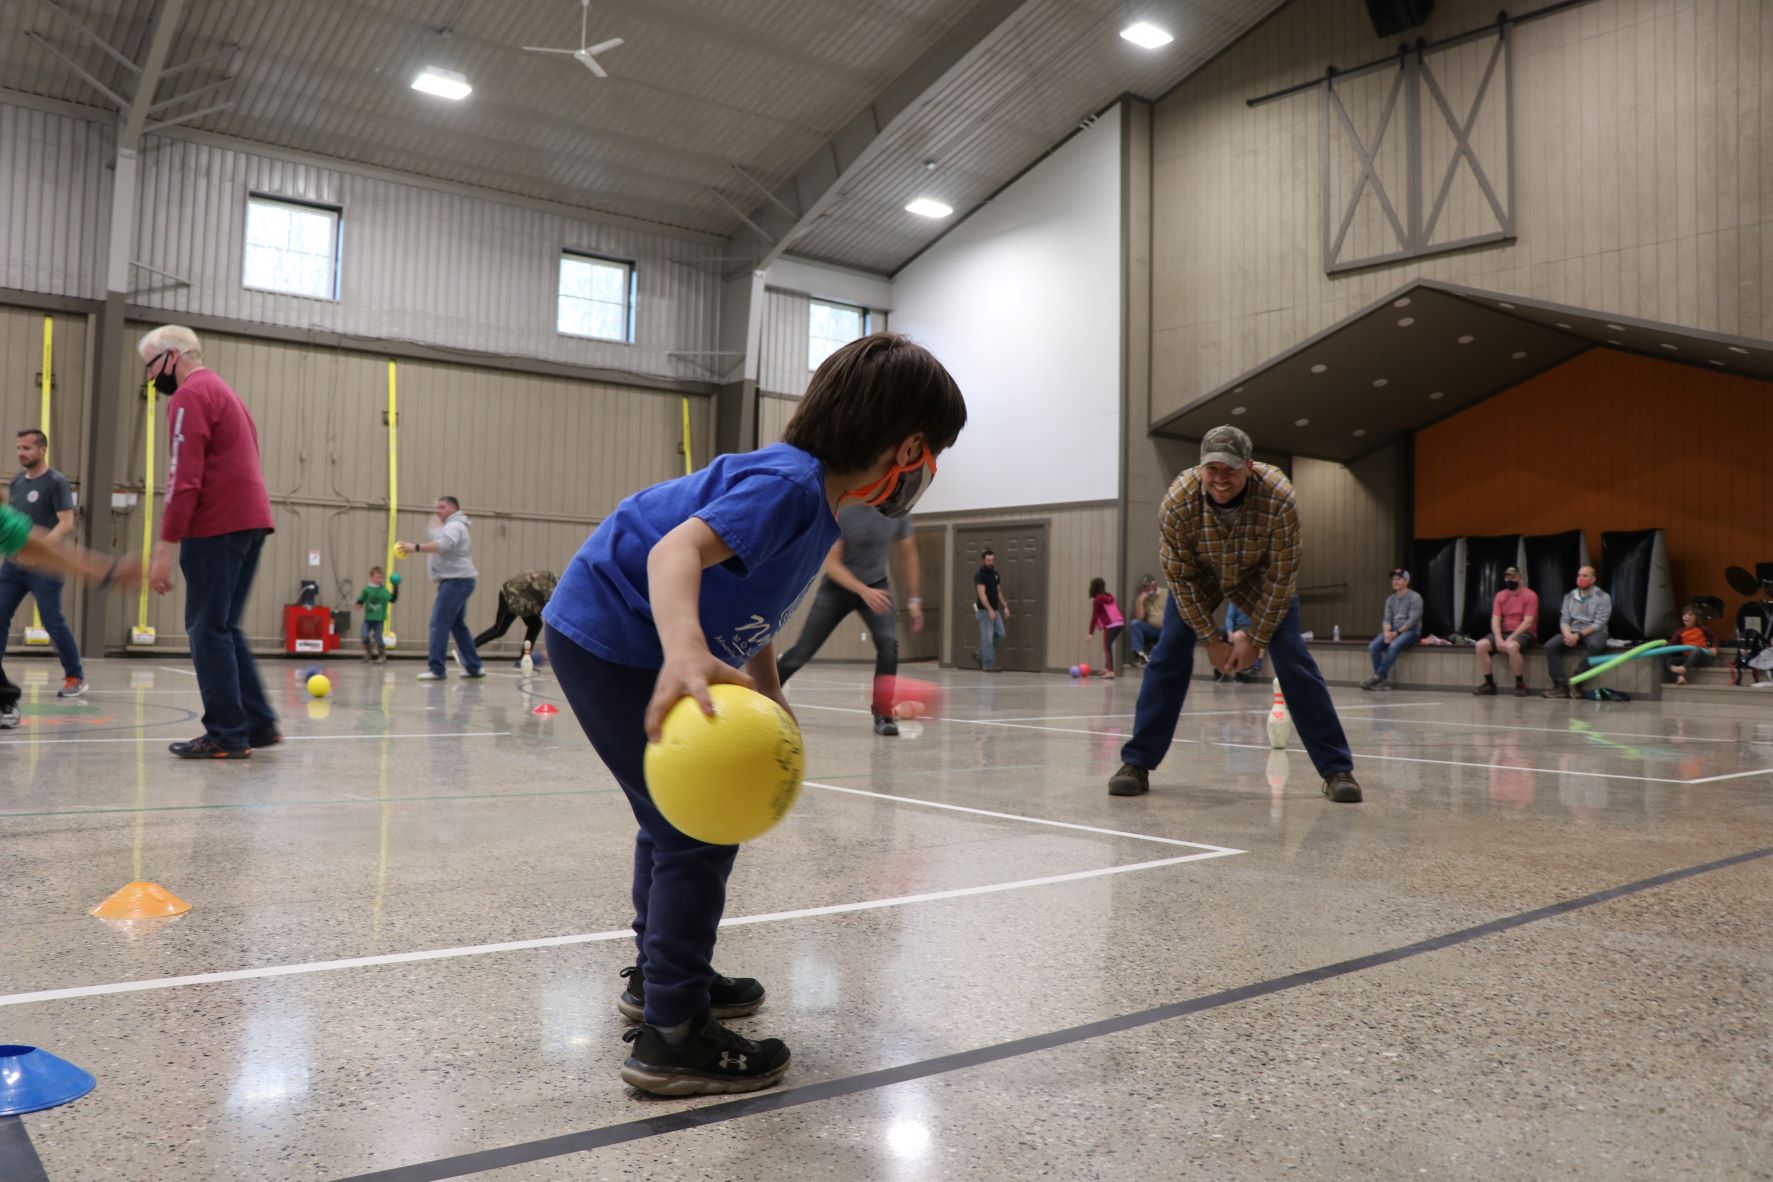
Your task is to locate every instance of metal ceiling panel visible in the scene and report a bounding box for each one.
[2,0,989,236]
[1154,281,1773,463]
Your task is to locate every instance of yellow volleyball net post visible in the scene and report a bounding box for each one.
[681,395,693,475]
[382,360,399,648]
[24,317,52,643]
[130,376,158,645]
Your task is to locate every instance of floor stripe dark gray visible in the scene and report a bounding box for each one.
[0,1116,51,1182]
[334,845,1773,1182]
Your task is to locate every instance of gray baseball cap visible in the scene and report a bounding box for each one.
[1200,424,1254,467]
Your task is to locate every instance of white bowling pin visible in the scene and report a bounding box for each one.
[1266,748,1290,819]
[1267,677,1292,750]
[520,640,535,675]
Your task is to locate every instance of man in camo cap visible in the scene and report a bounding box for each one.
[1107,424,1361,804]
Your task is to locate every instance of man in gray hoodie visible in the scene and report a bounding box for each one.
[1363,568,1423,691]
[396,495,484,681]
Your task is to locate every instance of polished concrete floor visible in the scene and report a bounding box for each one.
[2,654,1769,1180]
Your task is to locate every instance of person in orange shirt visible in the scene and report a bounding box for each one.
[1665,607,1718,686]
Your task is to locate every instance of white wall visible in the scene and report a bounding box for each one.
[890,105,1122,513]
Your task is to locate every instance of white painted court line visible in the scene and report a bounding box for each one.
[0,848,1237,1009]
[802,781,1241,852]
[156,665,198,676]
[801,704,1749,788]
[1361,716,1742,744]
[0,780,1240,1007]
[0,731,511,747]
[1675,767,1773,784]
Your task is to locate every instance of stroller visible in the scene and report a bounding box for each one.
[1725,566,1773,687]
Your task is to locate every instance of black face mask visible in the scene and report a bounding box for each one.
[149,351,179,396]
[1503,579,1520,591]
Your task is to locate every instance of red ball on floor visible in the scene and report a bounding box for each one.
[878,676,945,720]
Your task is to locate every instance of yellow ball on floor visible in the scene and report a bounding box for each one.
[307,673,331,698]
[644,684,804,845]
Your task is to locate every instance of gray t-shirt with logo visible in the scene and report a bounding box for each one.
[836,504,911,586]
[8,469,73,532]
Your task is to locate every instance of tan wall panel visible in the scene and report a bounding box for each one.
[0,305,92,650]
[755,394,797,449]
[1151,0,1773,422]
[1290,446,1402,638]
[106,323,712,650]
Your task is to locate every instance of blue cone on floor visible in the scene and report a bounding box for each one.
[0,1044,96,1115]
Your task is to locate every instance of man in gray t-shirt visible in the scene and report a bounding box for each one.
[1362,568,1423,691]
[777,503,923,736]
[1,428,85,693]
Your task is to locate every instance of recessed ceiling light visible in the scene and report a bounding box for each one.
[412,66,472,101]
[1606,339,1622,346]
[1120,21,1174,48]
[1310,363,1327,374]
[1512,351,1527,359]
[1457,334,1474,344]
[905,198,953,218]
[1498,302,1516,310]
[1728,345,1750,354]
[1294,417,1310,427]
[1398,317,1415,327]
[1352,428,1367,437]
[1233,386,1244,393]
[1605,323,1625,332]
[1372,378,1388,387]
[1708,359,1726,367]
[1231,405,1247,415]
[1428,391,1444,400]
[1660,342,1679,351]
[1555,322,1572,330]
[1393,297,1411,308]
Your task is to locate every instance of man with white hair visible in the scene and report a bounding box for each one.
[140,325,279,759]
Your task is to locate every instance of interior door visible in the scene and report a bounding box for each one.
[952,522,1047,671]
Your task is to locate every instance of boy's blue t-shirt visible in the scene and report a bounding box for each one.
[543,444,839,669]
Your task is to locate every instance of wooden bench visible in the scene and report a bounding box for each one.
[1189,638,1661,698]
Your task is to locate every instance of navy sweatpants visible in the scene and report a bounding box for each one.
[546,625,739,1027]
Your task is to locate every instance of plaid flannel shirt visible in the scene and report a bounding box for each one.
[1158,461,1301,647]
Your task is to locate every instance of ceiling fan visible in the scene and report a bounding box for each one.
[522,0,624,78]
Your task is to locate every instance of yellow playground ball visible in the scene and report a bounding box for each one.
[307,674,331,698]
[644,684,804,845]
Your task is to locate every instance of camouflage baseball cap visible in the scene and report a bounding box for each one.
[1200,424,1254,468]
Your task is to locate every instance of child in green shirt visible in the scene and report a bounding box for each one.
[1,505,141,728]
[355,565,400,662]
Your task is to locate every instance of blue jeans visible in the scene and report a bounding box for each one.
[1223,602,1264,674]
[976,607,1006,670]
[1368,630,1419,678]
[1122,594,1352,778]
[180,530,277,749]
[1129,618,1161,656]
[547,625,738,1028]
[428,577,482,676]
[0,561,82,679]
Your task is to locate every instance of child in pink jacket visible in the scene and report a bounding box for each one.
[1087,577,1126,679]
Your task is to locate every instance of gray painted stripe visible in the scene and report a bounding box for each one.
[333,845,1773,1182]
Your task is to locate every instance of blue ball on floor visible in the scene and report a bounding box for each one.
[1069,665,1081,678]
[301,666,322,680]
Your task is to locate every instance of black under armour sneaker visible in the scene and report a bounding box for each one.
[1321,771,1363,803]
[620,1011,790,1096]
[616,964,765,1023]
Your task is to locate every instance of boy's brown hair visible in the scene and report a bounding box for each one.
[370,566,384,577]
[782,333,966,473]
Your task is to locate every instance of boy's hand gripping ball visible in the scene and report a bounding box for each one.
[644,684,804,845]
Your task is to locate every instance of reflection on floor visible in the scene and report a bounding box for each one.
[2,657,1769,1180]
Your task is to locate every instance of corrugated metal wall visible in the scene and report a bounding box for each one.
[0,104,111,298]
[96,324,713,655]
[131,135,723,378]
[0,304,94,651]
[757,288,813,398]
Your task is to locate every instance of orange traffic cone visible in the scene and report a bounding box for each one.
[91,881,191,920]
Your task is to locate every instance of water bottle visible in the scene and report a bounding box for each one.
[1332,624,1341,641]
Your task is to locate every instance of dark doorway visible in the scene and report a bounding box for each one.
[952,522,1047,672]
